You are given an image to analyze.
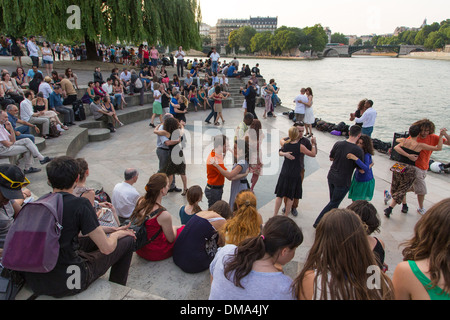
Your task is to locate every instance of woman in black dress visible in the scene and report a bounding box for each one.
[274,126,317,217]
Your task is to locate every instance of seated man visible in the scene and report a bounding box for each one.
[6,104,39,143]
[49,85,76,126]
[0,110,52,174]
[21,156,136,298]
[19,90,50,139]
[111,168,141,225]
[89,96,116,133]
[226,63,243,78]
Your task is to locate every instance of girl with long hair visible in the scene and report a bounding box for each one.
[178,185,203,225]
[130,173,183,261]
[209,215,303,300]
[293,209,395,300]
[303,87,315,137]
[347,134,376,201]
[392,198,450,300]
[221,190,263,246]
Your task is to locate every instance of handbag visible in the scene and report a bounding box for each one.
[97,207,119,228]
[0,265,25,300]
[390,162,407,173]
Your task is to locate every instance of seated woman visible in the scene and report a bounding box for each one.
[159,65,170,89]
[209,215,303,300]
[188,86,201,112]
[221,190,263,246]
[94,81,107,98]
[73,158,120,232]
[113,78,126,109]
[14,67,28,88]
[32,92,68,131]
[102,95,123,128]
[130,173,184,261]
[178,185,203,225]
[1,71,24,104]
[173,200,232,274]
[83,81,96,104]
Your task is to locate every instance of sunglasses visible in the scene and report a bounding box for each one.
[0,172,30,189]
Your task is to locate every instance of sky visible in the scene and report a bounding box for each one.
[199,0,450,36]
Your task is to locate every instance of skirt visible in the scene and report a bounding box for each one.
[390,165,416,204]
[348,176,375,201]
[304,107,315,125]
[153,101,163,115]
[214,102,223,113]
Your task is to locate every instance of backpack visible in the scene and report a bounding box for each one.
[49,122,61,138]
[73,100,86,121]
[2,193,64,273]
[130,208,164,252]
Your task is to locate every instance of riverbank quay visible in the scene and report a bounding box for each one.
[400,51,450,61]
[12,103,450,301]
[1,55,448,302]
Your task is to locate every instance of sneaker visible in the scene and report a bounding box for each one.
[291,208,298,217]
[39,157,53,165]
[384,207,393,218]
[417,207,427,215]
[401,204,409,214]
[24,167,41,174]
[384,190,392,205]
[168,187,182,193]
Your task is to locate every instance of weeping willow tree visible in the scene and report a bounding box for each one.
[0,0,202,59]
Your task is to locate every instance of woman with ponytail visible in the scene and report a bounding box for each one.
[209,215,304,300]
[221,190,263,246]
[130,173,183,261]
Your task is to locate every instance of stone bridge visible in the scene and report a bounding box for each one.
[321,44,426,57]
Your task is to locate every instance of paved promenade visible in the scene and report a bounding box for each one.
[2,56,449,300]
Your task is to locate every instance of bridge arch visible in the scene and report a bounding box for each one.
[322,48,340,57]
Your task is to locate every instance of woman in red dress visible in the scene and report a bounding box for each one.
[131,173,184,261]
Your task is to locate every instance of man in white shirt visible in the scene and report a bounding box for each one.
[175,46,186,77]
[19,91,50,138]
[210,47,220,74]
[355,100,377,137]
[112,168,141,224]
[120,69,131,89]
[294,88,308,123]
[27,36,40,68]
[0,110,52,174]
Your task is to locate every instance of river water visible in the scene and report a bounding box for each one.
[228,55,450,162]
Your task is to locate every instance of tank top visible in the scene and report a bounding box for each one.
[398,146,420,166]
[408,260,450,300]
[372,237,385,267]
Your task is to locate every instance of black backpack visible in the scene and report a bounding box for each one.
[130,208,164,252]
[72,100,86,121]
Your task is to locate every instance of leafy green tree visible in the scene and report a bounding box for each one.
[0,0,202,59]
[330,32,349,45]
[300,24,328,54]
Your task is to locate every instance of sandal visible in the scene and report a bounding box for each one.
[181,189,188,196]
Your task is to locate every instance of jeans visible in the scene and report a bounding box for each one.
[212,61,218,74]
[177,60,184,77]
[205,99,217,123]
[16,126,35,143]
[362,127,374,137]
[54,105,75,124]
[205,185,224,208]
[30,56,39,67]
[313,182,350,228]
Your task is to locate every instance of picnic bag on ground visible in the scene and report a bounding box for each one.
[130,208,164,251]
[1,193,64,273]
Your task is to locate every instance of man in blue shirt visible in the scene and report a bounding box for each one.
[6,104,38,143]
[227,63,243,78]
[49,85,76,126]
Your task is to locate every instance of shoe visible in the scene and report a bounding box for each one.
[205,121,211,124]
[119,122,124,127]
[281,207,286,214]
[384,207,393,218]
[168,187,182,193]
[181,189,188,196]
[304,133,310,138]
[417,207,426,215]
[384,190,392,205]
[401,204,409,214]
[150,123,156,128]
[40,156,53,165]
[291,208,298,217]
[24,167,41,174]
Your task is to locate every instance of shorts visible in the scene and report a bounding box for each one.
[43,59,53,65]
[295,113,305,122]
[413,167,427,195]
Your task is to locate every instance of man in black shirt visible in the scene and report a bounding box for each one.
[23,156,136,298]
[313,125,364,228]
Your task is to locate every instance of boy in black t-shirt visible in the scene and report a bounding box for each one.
[313,126,364,228]
[23,156,136,298]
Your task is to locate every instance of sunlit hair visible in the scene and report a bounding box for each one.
[293,209,395,300]
[285,126,299,145]
[131,173,168,226]
[412,119,436,135]
[225,216,303,289]
[401,198,450,294]
[222,190,261,246]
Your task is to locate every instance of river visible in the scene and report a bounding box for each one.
[223,55,450,162]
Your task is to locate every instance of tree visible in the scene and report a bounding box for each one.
[0,0,202,60]
[300,24,328,55]
[330,32,349,45]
